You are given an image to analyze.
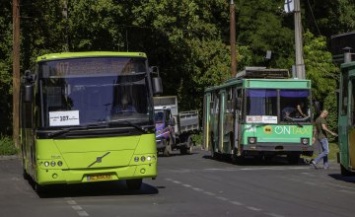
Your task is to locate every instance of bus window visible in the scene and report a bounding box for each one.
[246,89,277,116]
[280,89,310,121]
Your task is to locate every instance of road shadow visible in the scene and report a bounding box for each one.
[328,173,355,184]
[28,180,159,198]
[202,153,310,167]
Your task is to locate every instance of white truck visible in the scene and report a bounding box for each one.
[154,96,200,156]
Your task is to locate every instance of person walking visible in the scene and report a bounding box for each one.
[310,109,337,169]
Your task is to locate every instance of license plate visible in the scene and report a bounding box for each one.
[87,174,112,181]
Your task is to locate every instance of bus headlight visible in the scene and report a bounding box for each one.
[44,161,50,167]
[248,137,257,144]
[301,138,309,145]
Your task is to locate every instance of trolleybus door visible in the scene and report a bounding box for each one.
[348,79,355,170]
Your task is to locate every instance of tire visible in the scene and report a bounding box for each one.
[180,136,193,155]
[126,179,143,190]
[163,143,172,157]
[186,135,193,154]
[287,154,300,165]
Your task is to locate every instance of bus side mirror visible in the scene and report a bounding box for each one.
[21,70,35,103]
[23,84,34,103]
[343,97,348,107]
[235,97,242,110]
[152,77,163,95]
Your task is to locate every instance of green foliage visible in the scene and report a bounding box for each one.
[0,136,18,156]
[0,1,14,136]
[1,0,354,137]
[303,31,339,130]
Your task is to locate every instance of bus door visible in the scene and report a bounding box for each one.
[222,88,234,154]
[203,93,211,150]
[218,90,226,153]
[210,91,220,153]
[234,88,242,155]
[348,78,355,169]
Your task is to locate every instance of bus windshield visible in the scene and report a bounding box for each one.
[38,57,153,128]
[246,88,311,123]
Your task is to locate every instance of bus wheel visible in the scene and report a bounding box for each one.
[126,179,143,190]
[287,154,300,164]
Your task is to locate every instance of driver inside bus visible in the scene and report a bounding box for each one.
[282,102,308,120]
[112,94,137,114]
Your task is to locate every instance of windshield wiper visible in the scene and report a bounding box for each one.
[284,116,304,128]
[108,120,148,133]
[47,123,109,138]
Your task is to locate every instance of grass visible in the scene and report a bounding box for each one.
[0,136,18,156]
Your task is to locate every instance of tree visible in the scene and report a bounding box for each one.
[0,1,14,136]
[303,31,339,129]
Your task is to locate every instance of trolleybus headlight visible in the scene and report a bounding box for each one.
[248,137,257,144]
[134,157,139,162]
[301,138,309,145]
[50,161,56,167]
[147,156,152,161]
[141,156,146,162]
[44,161,50,167]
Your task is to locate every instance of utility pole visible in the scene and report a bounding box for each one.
[12,0,20,148]
[294,0,305,79]
[230,0,237,78]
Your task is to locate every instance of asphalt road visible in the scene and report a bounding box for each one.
[1,149,355,217]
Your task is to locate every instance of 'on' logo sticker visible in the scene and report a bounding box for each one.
[264,126,272,134]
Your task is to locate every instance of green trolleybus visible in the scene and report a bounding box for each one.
[337,60,355,175]
[20,52,163,192]
[203,67,314,164]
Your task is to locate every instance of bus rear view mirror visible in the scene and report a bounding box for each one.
[152,77,163,95]
[24,84,34,102]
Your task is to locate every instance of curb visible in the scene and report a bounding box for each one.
[0,155,19,161]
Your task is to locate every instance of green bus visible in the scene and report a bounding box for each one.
[20,52,162,192]
[337,61,355,175]
[203,67,314,164]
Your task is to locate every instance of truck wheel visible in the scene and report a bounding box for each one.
[180,136,194,155]
[186,135,194,154]
[164,144,172,157]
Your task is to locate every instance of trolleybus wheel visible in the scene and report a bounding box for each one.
[287,154,300,165]
[126,179,143,190]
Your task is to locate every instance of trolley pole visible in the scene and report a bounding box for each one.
[294,0,305,79]
[13,0,20,148]
[230,0,237,78]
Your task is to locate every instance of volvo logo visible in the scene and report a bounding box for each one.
[88,152,111,168]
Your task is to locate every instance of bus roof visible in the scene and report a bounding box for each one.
[36,51,147,62]
[204,78,311,93]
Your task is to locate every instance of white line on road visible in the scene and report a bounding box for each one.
[247,206,262,212]
[165,178,283,216]
[266,212,286,217]
[66,197,90,217]
[230,201,243,206]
